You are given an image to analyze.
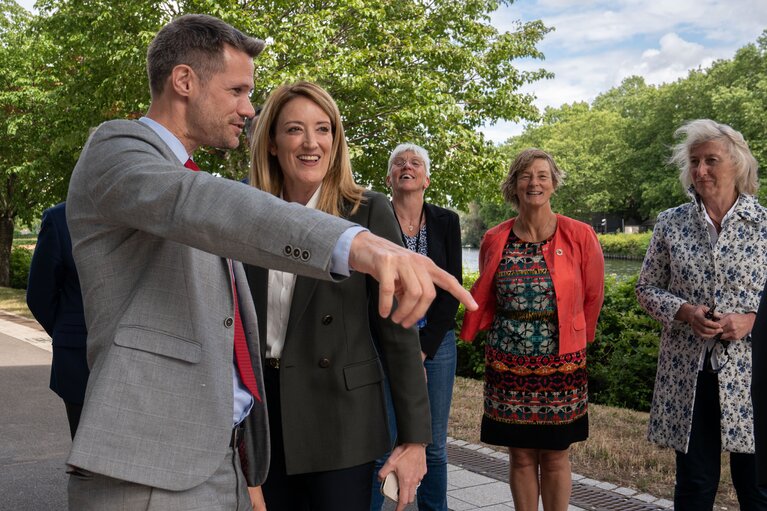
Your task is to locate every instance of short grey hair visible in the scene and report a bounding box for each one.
[670,119,759,196]
[387,143,431,177]
[501,148,564,208]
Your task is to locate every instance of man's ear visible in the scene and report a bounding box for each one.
[170,64,196,97]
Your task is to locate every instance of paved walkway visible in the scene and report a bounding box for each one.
[0,311,675,510]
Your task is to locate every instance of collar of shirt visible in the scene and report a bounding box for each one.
[700,196,739,247]
[138,117,191,165]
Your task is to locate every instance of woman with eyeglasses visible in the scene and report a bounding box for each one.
[370,143,462,511]
[636,119,767,510]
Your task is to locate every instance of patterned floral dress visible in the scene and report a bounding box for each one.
[481,231,589,450]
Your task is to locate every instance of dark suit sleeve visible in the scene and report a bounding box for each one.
[26,209,61,336]
[420,209,462,358]
[365,193,431,444]
[753,284,767,486]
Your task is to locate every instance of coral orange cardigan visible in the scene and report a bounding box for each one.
[460,215,605,355]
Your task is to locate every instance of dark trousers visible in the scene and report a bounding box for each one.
[675,370,767,510]
[261,365,374,511]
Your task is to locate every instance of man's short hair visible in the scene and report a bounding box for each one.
[147,14,265,97]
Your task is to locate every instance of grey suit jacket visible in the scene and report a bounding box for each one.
[65,120,355,491]
[243,191,431,475]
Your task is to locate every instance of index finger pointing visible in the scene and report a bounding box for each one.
[429,265,477,311]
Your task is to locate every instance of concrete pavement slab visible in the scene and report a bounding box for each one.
[0,331,69,511]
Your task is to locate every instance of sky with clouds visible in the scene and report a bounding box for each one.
[483,0,767,142]
[15,0,767,144]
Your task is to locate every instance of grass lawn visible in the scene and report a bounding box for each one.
[450,375,738,510]
[0,286,33,319]
[0,286,738,509]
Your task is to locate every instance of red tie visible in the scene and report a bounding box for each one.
[184,158,200,171]
[183,158,260,402]
[229,261,262,402]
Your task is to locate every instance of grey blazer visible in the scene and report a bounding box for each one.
[243,191,431,475]
[65,120,354,491]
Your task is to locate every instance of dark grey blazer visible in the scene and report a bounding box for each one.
[66,120,355,491]
[244,191,431,475]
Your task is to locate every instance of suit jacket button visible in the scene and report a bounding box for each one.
[284,245,293,256]
[292,248,301,258]
[321,315,333,325]
[301,250,310,261]
[224,317,234,328]
[318,358,330,368]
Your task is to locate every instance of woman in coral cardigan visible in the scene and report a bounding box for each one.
[460,148,604,511]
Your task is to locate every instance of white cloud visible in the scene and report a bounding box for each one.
[16,0,36,13]
[481,0,767,142]
[622,33,712,85]
[482,121,526,145]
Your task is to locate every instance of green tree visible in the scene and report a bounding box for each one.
[501,102,634,220]
[31,0,551,209]
[0,0,57,285]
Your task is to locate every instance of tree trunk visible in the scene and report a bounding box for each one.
[0,213,15,287]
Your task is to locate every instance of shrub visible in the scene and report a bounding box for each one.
[10,246,32,290]
[455,271,486,378]
[598,232,652,259]
[588,274,662,411]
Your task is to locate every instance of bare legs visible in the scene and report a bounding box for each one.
[509,447,572,511]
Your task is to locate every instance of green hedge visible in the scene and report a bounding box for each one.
[454,271,662,412]
[597,232,652,259]
[10,246,32,290]
[588,274,661,411]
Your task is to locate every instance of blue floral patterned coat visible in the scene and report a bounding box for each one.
[636,192,767,453]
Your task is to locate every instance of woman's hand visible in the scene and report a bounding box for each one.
[677,303,723,339]
[248,486,266,511]
[717,312,756,341]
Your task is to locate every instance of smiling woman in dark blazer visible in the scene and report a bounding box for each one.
[241,82,430,511]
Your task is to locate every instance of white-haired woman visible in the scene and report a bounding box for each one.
[370,143,462,511]
[636,119,767,509]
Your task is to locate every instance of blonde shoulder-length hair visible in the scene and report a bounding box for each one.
[249,81,365,217]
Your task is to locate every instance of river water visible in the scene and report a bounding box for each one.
[461,248,642,278]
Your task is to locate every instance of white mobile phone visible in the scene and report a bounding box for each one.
[380,472,399,502]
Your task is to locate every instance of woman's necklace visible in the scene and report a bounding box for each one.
[392,203,425,235]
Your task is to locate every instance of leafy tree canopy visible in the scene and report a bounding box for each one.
[30,0,552,209]
[495,31,767,224]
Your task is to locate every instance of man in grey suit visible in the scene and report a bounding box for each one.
[65,14,474,511]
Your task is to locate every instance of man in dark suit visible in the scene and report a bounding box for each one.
[64,13,474,511]
[752,288,767,486]
[26,202,89,439]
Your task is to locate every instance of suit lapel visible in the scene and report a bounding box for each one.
[244,265,269,358]
[425,204,446,261]
[285,276,319,340]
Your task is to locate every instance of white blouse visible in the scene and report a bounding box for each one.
[265,185,322,359]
